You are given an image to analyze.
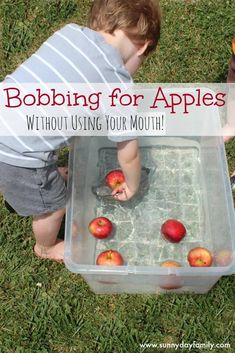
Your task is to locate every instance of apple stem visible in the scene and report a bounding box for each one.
[107,251,112,259]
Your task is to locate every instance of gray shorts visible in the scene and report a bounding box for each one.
[0,161,67,216]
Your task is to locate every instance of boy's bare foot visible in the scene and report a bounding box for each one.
[34,239,64,263]
[58,167,68,181]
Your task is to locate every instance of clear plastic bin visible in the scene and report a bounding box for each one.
[65,136,235,294]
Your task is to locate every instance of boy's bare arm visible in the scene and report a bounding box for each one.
[113,139,141,201]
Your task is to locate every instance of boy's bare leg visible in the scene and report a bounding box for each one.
[33,208,65,262]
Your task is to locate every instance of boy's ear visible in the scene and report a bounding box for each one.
[137,40,151,57]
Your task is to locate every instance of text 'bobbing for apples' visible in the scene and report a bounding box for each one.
[1,86,226,114]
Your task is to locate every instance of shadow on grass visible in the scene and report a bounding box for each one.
[4,200,66,240]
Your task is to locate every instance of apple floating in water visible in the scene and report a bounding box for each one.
[105,169,125,190]
[96,250,124,266]
[160,260,182,268]
[159,260,183,290]
[214,249,232,266]
[88,217,113,239]
[187,247,213,267]
[161,219,186,243]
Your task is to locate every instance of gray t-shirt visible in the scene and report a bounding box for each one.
[0,24,132,168]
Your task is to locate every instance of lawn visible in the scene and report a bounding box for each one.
[0,0,235,352]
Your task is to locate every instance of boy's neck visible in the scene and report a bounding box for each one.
[98,30,137,65]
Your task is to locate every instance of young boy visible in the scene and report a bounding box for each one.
[0,0,161,262]
[224,36,235,191]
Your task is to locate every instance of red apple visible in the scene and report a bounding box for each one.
[88,217,113,239]
[161,219,186,243]
[214,249,232,266]
[187,247,213,267]
[160,260,182,268]
[159,260,183,290]
[105,169,125,190]
[96,250,124,266]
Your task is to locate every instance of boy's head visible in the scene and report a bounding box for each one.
[88,0,161,57]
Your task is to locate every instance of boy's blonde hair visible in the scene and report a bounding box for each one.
[88,0,161,56]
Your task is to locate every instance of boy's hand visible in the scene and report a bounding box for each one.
[111,182,138,201]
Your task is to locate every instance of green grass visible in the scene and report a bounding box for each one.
[0,0,235,352]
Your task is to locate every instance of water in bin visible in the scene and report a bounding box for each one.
[91,166,154,200]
